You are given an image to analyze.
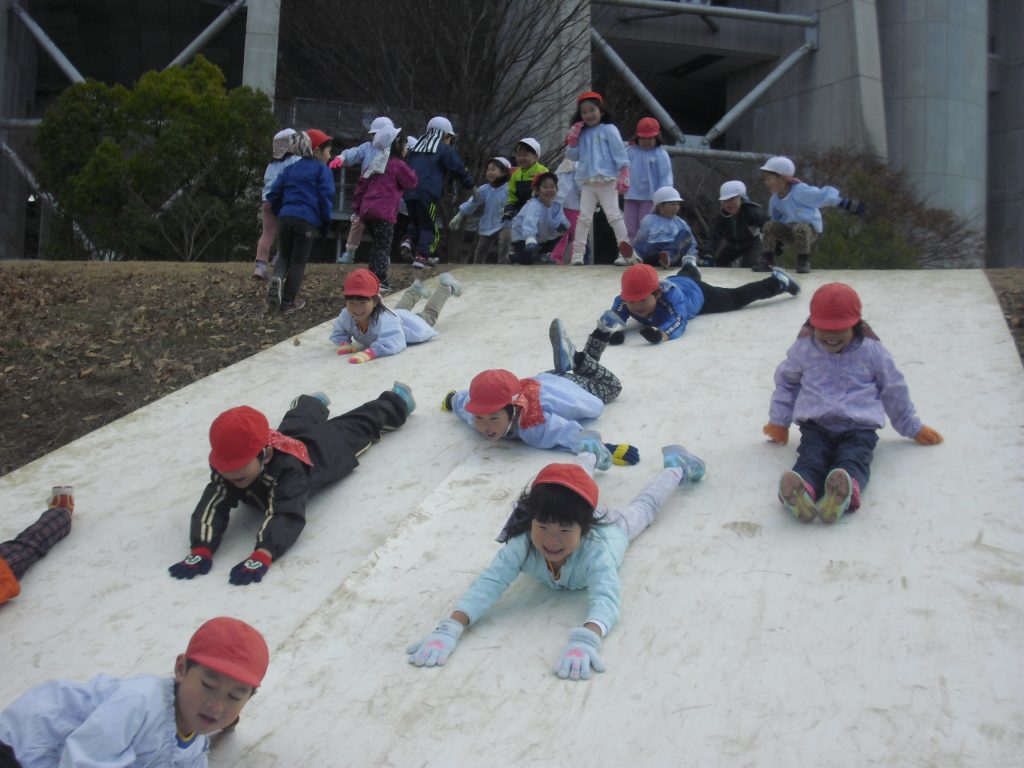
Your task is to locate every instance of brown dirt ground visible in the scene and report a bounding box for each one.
[1,263,1022,477]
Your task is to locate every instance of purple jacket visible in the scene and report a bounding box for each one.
[353,158,418,223]
[769,335,923,438]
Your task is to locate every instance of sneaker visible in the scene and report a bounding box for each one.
[337,250,355,265]
[617,240,634,260]
[379,281,395,295]
[818,468,852,523]
[549,318,577,374]
[412,255,431,269]
[266,276,283,311]
[597,309,625,335]
[797,256,812,274]
[427,256,440,266]
[771,267,801,296]
[48,485,75,512]
[613,255,632,266]
[391,381,416,414]
[400,240,414,261]
[752,255,775,272]
[408,278,432,301]
[438,272,462,297]
[661,445,705,483]
[281,298,305,315]
[676,261,701,282]
[779,470,817,523]
[570,252,585,266]
[252,261,270,281]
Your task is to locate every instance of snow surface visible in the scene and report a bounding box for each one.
[1,266,1022,767]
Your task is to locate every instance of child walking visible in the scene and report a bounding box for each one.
[509,172,571,265]
[252,128,299,280]
[167,385,415,585]
[329,268,462,363]
[349,127,417,292]
[632,186,698,268]
[407,445,705,680]
[443,319,637,469]
[702,180,769,268]
[564,91,632,267]
[756,156,865,274]
[449,156,512,264]
[0,486,73,605]
[764,282,942,523]
[623,117,674,241]
[265,129,336,314]
[0,617,268,767]
[602,262,800,345]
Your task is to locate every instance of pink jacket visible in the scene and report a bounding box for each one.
[353,158,418,223]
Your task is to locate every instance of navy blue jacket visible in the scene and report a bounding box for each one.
[404,145,474,203]
[267,157,335,229]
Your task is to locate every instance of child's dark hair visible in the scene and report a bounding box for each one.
[345,293,385,321]
[488,158,511,185]
[390,133,407,156]
[503,481,603,542]
[570,103,616,126]
[531,172,558,193]
[802,319,869,338]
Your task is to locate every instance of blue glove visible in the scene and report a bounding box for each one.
[229,551,271,585]
[639,326,665,344]
[555,627,606,681]
[578,430,612,471]
[605,443,640,466]
[168,548,212,579]
[407,618,465,667]
[838,197,866,216]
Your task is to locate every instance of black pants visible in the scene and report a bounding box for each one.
[0,742,22,768]
[793,421,878,498]
[713,239,762,268]
[275,216,317,304]
[403,199,440,258]
[695,275,781,315]
[510,237,560,265]
[364,218,393,284]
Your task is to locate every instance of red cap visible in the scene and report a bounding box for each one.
[305,129,332,150]
[186,617,269,689]
[576,90,604,106]
[810,283,862,330]
[533,463,599,509]
[466,369,521,414]
[620,264,660,302]
[343,268,380,297]
[209,406,269,473]
[636,117,661,138]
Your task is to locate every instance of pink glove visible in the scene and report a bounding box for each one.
[615,167,630,194]
[763,423,789,445]
[348,349,378,365]
[335,341,361,355]
[329,156,344,170]
[566,121,584,148]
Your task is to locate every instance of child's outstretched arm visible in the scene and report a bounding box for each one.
[765,344,803,443]
[169,478,241,579]
[871,343,942,444]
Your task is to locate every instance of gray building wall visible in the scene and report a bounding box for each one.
[243,0,279,99]
[1,0,37,260]
[987,0,1023,267]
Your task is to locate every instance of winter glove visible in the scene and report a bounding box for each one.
[578,430,612,471]
[914,425,943,446]
[838,197,865,216]
[615,166,631,195]
[335,341,364,355]
[605,443,640,466]
[566,121,584,148]
[168,547,213,580]
[348,349,378,365]
[449,212,464,229]
[407,618,465,667]
[441,390,456,412]
[555,627,606,681]
[328,156,344,170]
[524,238,540,258]
[763,423,789,445]
[501,204,518,222]
[229,550,272,586]
[639,326,665,344]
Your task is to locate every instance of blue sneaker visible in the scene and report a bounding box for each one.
[549,318,576,374]
[438,272,462,297]
[337,250,355,264]
[661,445,705,483]
[597,309,625,335]
[771,268,801,296]
[391,381,416,415]
[408,279,431,301]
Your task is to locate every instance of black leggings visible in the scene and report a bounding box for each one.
[695,275,780,314]
[275,216,317,304]
[0,742,22,768]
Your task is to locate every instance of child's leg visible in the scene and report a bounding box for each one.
[410,201,441,262]
[602,467,683,542]
[756,222,791,271]
[509,240,531,265]
[472,233,494,264]
[273,216,296,280]
[0,506,72,580]
[829,429,878,511]
[280,220,316,304]
[345,214,364,255]
[791,223,818,272]
[255,202,278,264]
[693,274,788,314]
[277,394,331,433]
[561,330,622,404]
[394,287,420,312]
[571,185,600,261]
[593,181,629,244]
[791,422,837,498]
[496,227,512,264]
[325,389,410,456]
[417,286,451,327]
[365,219,394,285]
[623,199,643,241]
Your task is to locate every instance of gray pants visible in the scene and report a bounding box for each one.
[472,229,512,264]
[395,285,451,327]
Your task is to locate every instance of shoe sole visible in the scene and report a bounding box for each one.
[779,471,817,523]
[548,319,575,374]
[266,277,282,311]
[818,470,851,524]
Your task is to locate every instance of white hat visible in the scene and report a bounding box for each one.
[368,116,396,135]
[272,128,296,159]
[718,180,747,200]
[491,156,512,170]
[759,156,795,176]
[406,136,418,148]
[653,186,683,206]
[427,116,455,135]
[517,137,541,156]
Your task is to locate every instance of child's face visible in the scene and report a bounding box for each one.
[813,325,855,354]
[762,172,787,195]
[638,136,656,149]
[721,196,742,215]
[656,201,680,218]
[473,409,512,441]
[536,178,558,205]
[314,144,332,163]
[485,163,503,184]
[579,100,602,127]
[530,519,582,568]
[515,146,538,168]
[174,657,253,736]
[625,292,658,319]
[345,295,377,324]
[219,453,264,489]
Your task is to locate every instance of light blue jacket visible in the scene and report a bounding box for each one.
[452,373,604,452]
[769,335,923,437]
[769,181,841,233]
[0,675,208,768]
[633,214,697,260]
[329,306,437,357]
[555,161,581,210]
[511,198,571,243]
[261,155,300,201]
[566,123,629,183]
[458,183,510,236]
[608,276,705,340]
[339,141,375,168]
[624,145,673,201]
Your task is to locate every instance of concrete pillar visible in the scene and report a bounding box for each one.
[0,0,35,260]
[877,0,988,231]
[243,0,280,100]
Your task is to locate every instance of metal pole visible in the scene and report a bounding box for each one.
[11,1,84,84]
[702,41,814,145]
[594,0,816,27]
[0,118,41,128]
[590,28,686,144]
[166,0,247,69]
[663,144,769,162]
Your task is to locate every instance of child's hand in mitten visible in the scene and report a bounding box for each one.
[639,326,666,344]
[605,443,640,465]
[914,425,943,445]
[615,167,630,194]
[348,350,377,365]
[566,121,584,147]
[168,548,213,579]
[763,423,789,445]
[335,341,361,355]
[554,627,606,681]
[328,156,344,170]
[838,196,865,216]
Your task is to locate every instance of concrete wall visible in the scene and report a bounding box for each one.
[0,0,37,260]
[243,0,279,100]
[987,0,1023,267]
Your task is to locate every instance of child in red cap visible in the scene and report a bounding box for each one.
[168,385,415,585]
[0,486,74,605]
[408,444,704,681]
[442,318,636,469]
[623,117,674,242]
[601,261,800,345]
[0,617,268,767]
[764,282,943,523]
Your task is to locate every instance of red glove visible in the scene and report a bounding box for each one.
[328,156,344,170]
[763,423,789,445]
[335,341,363,355]
[914,425,943,445]
[566,121,584,148]
[615,167,630,194]
[349,349,378,365]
